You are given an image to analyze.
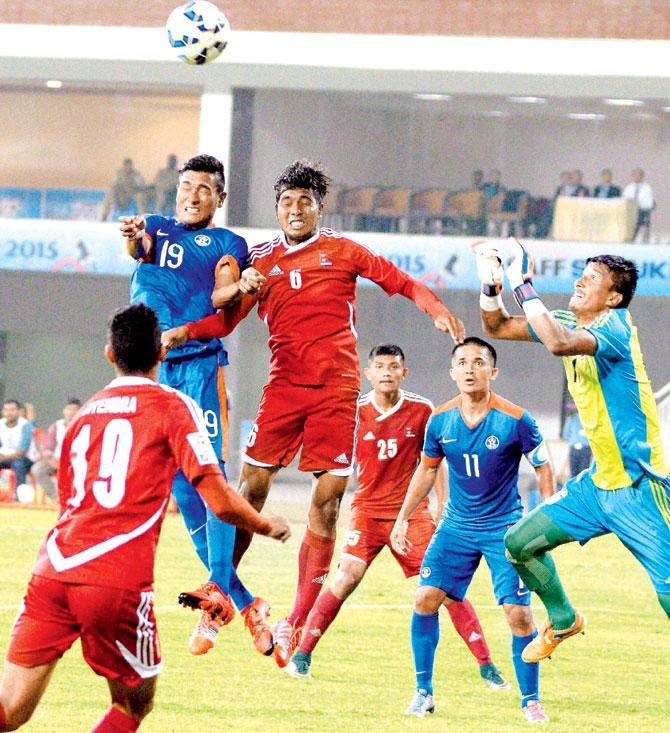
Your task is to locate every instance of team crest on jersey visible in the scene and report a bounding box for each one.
[485,435,500,450]
[194,234,211,247]
[268,264,284,277]
[363,431,375,441]
[319,252,333,266]
[421,566,431,579]
[405,426,416,437]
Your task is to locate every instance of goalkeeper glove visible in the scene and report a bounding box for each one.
[505,238,539,308]
[470,239,503,296]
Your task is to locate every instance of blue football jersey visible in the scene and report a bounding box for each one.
[423,391,543,529]
[129,215,248,363]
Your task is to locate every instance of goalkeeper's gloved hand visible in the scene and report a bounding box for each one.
[470,239,503,296]
[505,237,539,308]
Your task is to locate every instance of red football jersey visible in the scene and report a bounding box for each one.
[32,376,222,590]
[352,389,434,519]
[194,228,450,389]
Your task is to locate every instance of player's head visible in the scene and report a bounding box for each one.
[63,397,81,424]
[450,337,498,396]
[274,160,330,245]
[364,344,408,396]
[570,254,638,313]
[105,303,163,377]
[176,154,226,228]
[1,399,20,424]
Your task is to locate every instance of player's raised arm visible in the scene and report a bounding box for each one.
[355,244,465,344]
[120,215,151,260]
[391,458,441,555]
[502,239,597,356]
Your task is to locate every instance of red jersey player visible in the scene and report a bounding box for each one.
[162,160,465,668]
[0,303,289,733]
[284,344,509,690]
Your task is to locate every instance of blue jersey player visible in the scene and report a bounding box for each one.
[120,154,272,658]
[476,240,670,664]
[391,337,555,725]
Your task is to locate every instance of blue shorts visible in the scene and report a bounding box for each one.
[160,350,228,464]
[418,520,530,606]
[541,470,670,595]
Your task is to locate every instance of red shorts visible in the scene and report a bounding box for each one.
[7,575,162,687]
[340,508,436,578]
[243,381,359,474]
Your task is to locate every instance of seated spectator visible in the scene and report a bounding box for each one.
[31,397,81,502]
[153,154,179,217]
[483,169,506,200]
[570,169,589,197]
[101,158,147,221]
[623,167,655,243]
[554,170,574,198]
[593,168,621,198]
[0,399,33,496]
[471,169,485,191]
[561,402,592,482]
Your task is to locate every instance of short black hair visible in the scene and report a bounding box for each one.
[368,343,405,363]
[451,336,497,366]
[2,399,19,409]
[108,303,162,375]
[274,159,330,203]
[586,254,638,308]
[66,397,82,407]
[179,154,225,192]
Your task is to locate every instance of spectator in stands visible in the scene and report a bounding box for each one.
[0,399,33,495]
[31,398,81,502]
[554,170,574,198]
[624,168,655,243]
[560,402,592,482]
[483,169,506,200]
[101,158,146,221]
[153,154,179,217]
[593,168,621,198]
[570,169,589,197]
[472,169,485,191]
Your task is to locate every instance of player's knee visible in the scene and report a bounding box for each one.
[2,698,36,730]
[504,603,534,636]
[503,524,525,563]
[414,586,443,614]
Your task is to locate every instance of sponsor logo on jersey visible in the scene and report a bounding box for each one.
[485,435,500,450]
[312,573,328,585]
[363,431,375,441]
[441,437,457,444]
[319,252,333,266]
[420,566,431,579]
[194,234,211,247]
[157,229,169,236]
[186,432,218,465]
[333,452,349,464]
[268,264,284,277]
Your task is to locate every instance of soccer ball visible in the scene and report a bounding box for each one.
[166,1,230,65]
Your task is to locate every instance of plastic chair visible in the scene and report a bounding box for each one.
[339,186,381,231]
[373,187,412,232]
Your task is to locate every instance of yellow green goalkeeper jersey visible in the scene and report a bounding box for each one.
[530,308,667,490]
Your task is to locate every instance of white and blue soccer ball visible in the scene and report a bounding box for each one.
[166,1,230,65]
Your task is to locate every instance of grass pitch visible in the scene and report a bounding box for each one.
[1,488,667,732]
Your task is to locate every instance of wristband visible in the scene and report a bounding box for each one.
[479,291,504,312]
[521,298,549,319]
[512,281,539,308]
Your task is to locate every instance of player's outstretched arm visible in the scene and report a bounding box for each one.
[534,462,557,501]
[194,473,291,541]
[503,238,597,356]
[391,461,439,555]
[119,215,150,259]
[211,266,266,308]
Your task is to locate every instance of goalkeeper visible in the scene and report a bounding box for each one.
[473,238,670,664]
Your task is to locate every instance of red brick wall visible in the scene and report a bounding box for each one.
[4,0,670,39]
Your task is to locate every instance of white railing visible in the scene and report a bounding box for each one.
[655,382,670,459]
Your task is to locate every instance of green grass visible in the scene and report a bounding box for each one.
[1,491,668,732]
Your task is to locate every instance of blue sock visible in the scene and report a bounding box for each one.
[411,611,440,695]
[229,569,254,610]
[171,470,209,568]
[205,507,236,594]
[512,632,539,708]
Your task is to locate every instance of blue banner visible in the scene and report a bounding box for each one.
[1,219,670,296]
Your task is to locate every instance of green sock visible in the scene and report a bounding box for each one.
[505,507,576,629]
[657,593,670,621]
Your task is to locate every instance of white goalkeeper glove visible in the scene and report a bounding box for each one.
[505,237,540,308]
[470,240,503,294]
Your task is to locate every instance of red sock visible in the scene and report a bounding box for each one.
[0,701,6,730]
[287,528,336,627]
[89,706,140,733]
[446,598,492,665]
[299,588,344,654]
